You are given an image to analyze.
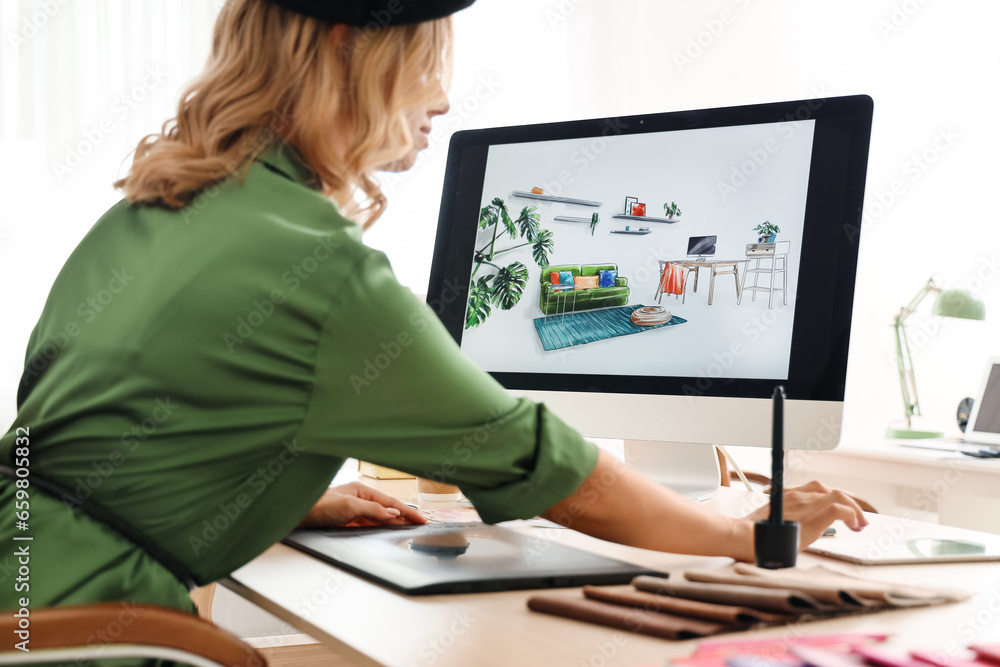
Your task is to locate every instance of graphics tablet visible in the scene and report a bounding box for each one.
[284,522,664,594]
[806,513,1000,565]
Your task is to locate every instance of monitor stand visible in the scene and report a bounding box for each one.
[623,440,721,501]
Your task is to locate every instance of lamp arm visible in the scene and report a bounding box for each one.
[894,315,918,426]
[901,279,938,316]
[894,279,940,427]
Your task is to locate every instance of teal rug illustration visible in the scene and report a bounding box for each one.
[533,305,687,351]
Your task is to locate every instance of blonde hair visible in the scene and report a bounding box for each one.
[114,0,452,228]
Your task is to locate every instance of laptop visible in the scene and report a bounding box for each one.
[898,358,1000,457]
[962,358,1000,447]
[283,522,665,595]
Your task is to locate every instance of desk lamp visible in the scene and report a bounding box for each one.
[887,277,986,439]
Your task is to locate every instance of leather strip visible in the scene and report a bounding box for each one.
[582,585,794,625]
[527,594,726,640]
[631,575,830,615]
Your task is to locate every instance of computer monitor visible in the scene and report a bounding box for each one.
[687,235,717,261]
[426,95,873,495]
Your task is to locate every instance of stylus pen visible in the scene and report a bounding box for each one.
[770,386,785,524]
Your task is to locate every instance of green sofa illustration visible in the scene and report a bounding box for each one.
[538,264,630,316]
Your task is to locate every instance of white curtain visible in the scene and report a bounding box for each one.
[0,1,223,429]
[1,0,222,148]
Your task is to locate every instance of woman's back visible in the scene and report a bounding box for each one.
[1,143,368,601]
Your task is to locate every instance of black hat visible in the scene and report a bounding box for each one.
[268,0,477,26]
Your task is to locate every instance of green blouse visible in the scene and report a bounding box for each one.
[0,141,599,615]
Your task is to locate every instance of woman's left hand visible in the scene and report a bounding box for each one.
[297,481,428,528]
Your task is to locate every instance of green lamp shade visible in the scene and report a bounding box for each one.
[932,289,986,320]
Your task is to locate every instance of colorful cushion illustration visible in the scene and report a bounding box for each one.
[598,269,618,288]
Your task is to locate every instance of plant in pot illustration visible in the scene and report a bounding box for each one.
[663,202,682,220]
[753,220,780,243]
[590,212,600,236]
[467,198,555,328]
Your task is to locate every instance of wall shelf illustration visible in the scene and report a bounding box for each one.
[612,214,680,224]
[610,229,652,235]
[513,191,602,207]
[553,216,593,223]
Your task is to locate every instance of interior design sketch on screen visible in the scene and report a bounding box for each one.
[460,120,816,380]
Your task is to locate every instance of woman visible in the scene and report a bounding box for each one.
[0,0,866,620]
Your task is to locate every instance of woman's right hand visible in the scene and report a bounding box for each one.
[296,482,427,529]
[745,480,869,550]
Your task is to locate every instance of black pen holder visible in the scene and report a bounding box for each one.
[754,520,799,569]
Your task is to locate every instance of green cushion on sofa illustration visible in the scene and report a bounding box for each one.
[538,264,629,315]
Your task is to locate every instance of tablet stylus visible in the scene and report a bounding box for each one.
[754,386,800,569]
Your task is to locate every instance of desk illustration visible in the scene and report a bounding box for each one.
[656,259,743,306]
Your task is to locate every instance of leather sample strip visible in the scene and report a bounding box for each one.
[527,594,727,640]
[729,563,969,606]
[683,569,871,607]
[631,576,830,615]
[582,585,794,625]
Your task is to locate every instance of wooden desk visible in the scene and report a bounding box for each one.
[222,483,1000,667]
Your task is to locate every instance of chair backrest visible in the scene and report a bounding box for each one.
[776,240,791,255]
[581,264,617,277]
[0,602,267,667]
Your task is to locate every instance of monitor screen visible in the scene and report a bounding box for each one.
[687,235,717,257]
[427,96,872,415]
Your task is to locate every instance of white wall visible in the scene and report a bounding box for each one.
[0,0,222,429]
[2,0,999,446]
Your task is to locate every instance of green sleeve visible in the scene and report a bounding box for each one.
[298,249,599,524]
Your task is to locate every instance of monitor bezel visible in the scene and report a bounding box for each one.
[426,95,873,402]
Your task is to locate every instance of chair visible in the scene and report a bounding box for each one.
[655,261,690,304]
[0,602,268,666]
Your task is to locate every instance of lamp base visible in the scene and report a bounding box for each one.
[886,426,945,439]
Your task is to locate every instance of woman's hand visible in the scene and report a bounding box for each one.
[297,481,427,529]
[544,452,870,563]
[745,480,869,550]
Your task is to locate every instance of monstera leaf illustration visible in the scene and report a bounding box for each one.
[490,261,529,310]
[532,229,554,267]
[467,198,556,328]
[516,205,540,241]
[466,276,494,329]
